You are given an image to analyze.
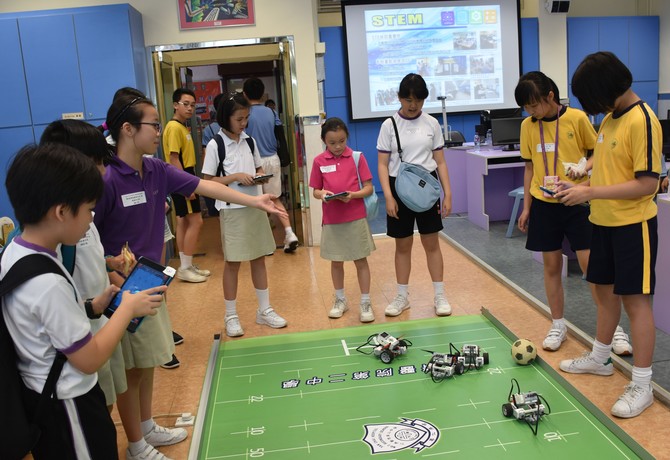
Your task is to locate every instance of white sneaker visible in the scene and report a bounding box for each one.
[191,264,210,277]
[559,352,614,376]
[542,326,567,351]
[434,293,452,316]
[612,326,633,356]
[256,307,288,328]
[126,444,170,460]
[359,300,375,323]
[611,383,653,418]
[385,294,410,317]
[143,423,187,447]
[177,266,208,283]
[225,315,244,337]
[284,232,299,253]
[328,297,348,318]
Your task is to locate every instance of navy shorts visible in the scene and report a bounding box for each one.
[586,218,657,295]
[386,175,443,238]
[171,166,201,217]
[525,198,592,252]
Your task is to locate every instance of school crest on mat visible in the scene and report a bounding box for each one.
[362,418,439,454]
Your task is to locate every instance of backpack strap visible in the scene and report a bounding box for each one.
[0,252,73,417]
[389,116,403,160]
[245,137,255,157]
[352,151,363,190]
[214,134,227,178]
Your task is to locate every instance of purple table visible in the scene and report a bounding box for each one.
[443,147,468,214]
[653,194,670,334]
[466,148,525,230]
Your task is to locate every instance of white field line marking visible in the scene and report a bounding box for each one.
[341,339,350,356]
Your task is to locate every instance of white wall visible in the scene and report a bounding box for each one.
[0,0,322,117]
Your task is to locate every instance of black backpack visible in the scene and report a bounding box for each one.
[0,253,72,460]
[214,134,255,177]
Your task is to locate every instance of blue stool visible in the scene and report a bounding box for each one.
[506,186,524,237]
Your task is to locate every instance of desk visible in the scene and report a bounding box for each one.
[443,147,468,214]
[654,195,670,334]
[466,148,525,230]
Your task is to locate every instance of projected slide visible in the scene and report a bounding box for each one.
[343,1,520,120]
[367,6,502,113]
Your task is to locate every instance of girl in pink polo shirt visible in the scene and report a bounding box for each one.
[309,117,376,323]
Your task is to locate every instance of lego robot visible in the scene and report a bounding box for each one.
[457,344,489,370]
[501,378,551,435]
[423,351,464,382]
[356,332,412,364]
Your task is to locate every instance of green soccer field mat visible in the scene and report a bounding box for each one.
[189,311,652,459]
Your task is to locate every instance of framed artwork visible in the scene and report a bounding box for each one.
[178,0,254,30]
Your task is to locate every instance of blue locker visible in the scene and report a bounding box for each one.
[19,14,84,125]
[629,17,659,82]
[520,18,539,74]
[0,19,31,128]
[0,126,36,222]
[598,18,629,66]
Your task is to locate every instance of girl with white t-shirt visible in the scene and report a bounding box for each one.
[202,94,288,338]
[309,117,376,323]
[376,73,453,318]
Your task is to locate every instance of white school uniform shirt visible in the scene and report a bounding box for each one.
[1,240,96,399]
[202,129,262,210]
[376,111,444,177]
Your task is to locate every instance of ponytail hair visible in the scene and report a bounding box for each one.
[105,94,154,142]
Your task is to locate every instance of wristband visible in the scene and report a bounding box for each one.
[105,255,114,273]
[85,298,102,319]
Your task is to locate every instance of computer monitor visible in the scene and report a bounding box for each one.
[491,116,524,151]
[661,119,670,160]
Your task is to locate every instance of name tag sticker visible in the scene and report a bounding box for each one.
[597,133,604,143]
[121,191,147,207]
[320,165,336,173]
[536,143,555,152]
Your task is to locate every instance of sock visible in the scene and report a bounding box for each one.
[180,253,193,270]
[256,288,271,311]
[591,339,612,364]
[360,293,370,303]
[284,227,294,235]
[140,418,155,436]
[432,281,444,296]
[397,284,409,298]
[225,299,237,317]
[631,366,652,388]
[128,439,149,456]
[335,289,346,300]
[552,318,566,330]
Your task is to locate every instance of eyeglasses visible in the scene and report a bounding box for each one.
[177,101,196,108]
[137,122,162,132]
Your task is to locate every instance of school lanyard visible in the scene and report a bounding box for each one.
[538,106,561,176]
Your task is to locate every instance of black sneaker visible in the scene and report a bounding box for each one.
[160,354,180,369]
[172,331,184,345]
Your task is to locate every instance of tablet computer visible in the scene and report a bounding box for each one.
[103,256,176,333]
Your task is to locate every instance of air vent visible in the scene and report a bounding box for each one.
[319,0,342,14]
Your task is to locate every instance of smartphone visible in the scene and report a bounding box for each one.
[539,186,556,196]
[252,174,274,183]
[104,256,175,333]
[324,191,348,202]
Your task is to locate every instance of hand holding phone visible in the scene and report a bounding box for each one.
[539,185,556,196]
[324,191,348,202]
[252,174,273,184]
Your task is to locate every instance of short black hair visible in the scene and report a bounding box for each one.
[106,94,154,142]
[212,93,225,115]
[172,87,196,103]
[398,73,429,100]
[216,93,250,131]
[243,77,265,100]
[265,99,276,107]
[40,119,111,166]
[571,51,632,115]
[321,117,349,141]
[514,71,560,108]
[114,87,145,101]
[6,143,103,227]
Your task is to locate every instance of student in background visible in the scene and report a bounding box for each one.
[376,73,453,317]
[162,88,210,283]
[201,93,225,217]
[558,51,662,418]
[202,94,288,337]
[3,143,164,459]
[514,71,632,355]
[243,77,299,253]
[40,119,131,411]
[96,93,286,459]
[310,117,376,323]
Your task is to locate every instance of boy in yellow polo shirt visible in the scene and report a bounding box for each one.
[557,52,662,418]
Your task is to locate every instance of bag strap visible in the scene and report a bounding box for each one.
[215,134,227,177]
[0,252,72,417]
[352,151,363,190]
[389,116,403,160]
